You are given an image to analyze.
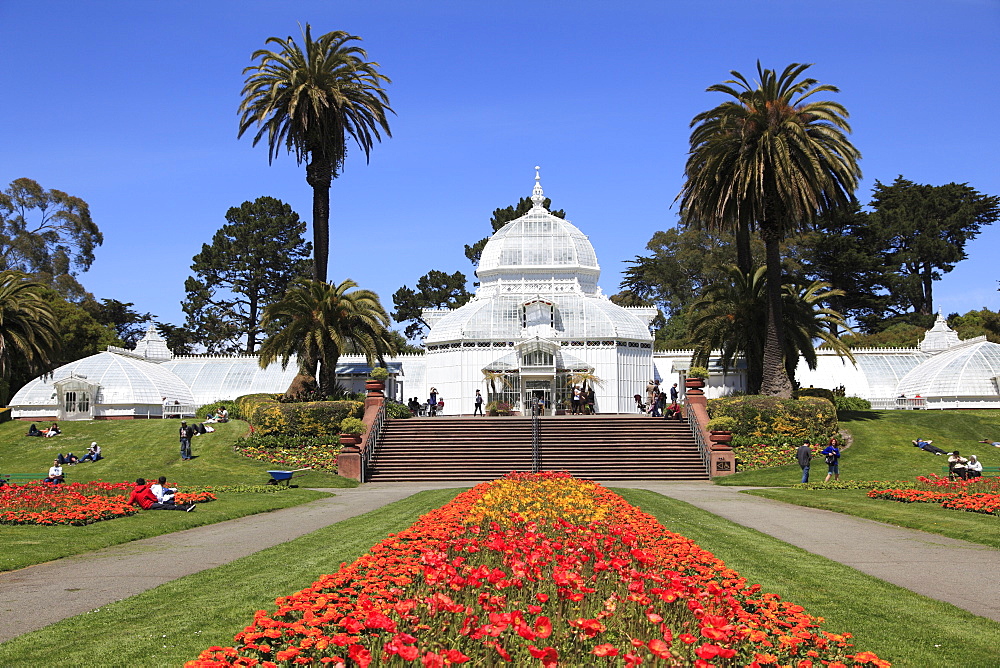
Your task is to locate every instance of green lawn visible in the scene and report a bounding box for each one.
[717,408,1000,486]
[0,418,357,488]
[746,487,1000,550]
[615,489,1000,668]
[0,489,463,667]
[2,419,357,571]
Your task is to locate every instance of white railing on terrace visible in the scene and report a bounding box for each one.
[870,397,927,410]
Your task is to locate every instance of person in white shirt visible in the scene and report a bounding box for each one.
[967,455,984,479]
[150,476,177,504]
[80,442,102,463]
[45,460,64,484]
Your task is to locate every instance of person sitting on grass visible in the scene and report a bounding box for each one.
[967,455,983,479]
[43,422,61,437]
[948,451,970,480]
[913,438,948,456]
[127,478,195,511]
[80,442,102,463]
[44,459,64,484]
[150,476,177,504]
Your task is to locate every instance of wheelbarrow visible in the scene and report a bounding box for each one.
[266,467,311,486]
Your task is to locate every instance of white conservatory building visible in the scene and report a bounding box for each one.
[416,170,658,414]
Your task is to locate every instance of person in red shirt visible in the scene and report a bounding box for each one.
[128,478,194,511]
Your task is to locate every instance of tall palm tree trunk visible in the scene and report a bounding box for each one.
[306,157,333,284]
[735,222,753,276]
[760,234,793,397]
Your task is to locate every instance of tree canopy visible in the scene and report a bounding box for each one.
[183,196,312,354]
[0,178,103,300]
[391,270,472,341]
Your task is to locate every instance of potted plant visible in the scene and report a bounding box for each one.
[686,366,709,389]
[366,366,389,395]
[705,415,736,447]
[339,417,367,447]
[486,400,512,416]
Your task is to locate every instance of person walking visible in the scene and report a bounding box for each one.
[179,421,196,461]
[428,388,438,417]
[822,438,841,483]
[473,389,484,416]
[796,443,813,483]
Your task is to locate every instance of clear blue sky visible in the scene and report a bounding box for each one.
[2,0,998,334]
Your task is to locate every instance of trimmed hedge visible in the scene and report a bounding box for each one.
[707,395,838,448]
[835,396,872,411]
[0,407,10,423]
[235,394,363,439]
[796,387,836,404]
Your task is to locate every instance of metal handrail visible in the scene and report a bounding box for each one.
[360,402,387,483]
[684,399,712,472]
[531,404,541,473]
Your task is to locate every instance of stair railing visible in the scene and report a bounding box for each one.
[360,401,388,483]
[684,398,712,473]
[531,403,541,473]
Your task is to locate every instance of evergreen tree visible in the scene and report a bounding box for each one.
[183,197,311,354]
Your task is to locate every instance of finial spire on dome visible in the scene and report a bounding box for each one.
[530,165,546,209]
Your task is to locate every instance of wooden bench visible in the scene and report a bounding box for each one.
[1,473,49,484]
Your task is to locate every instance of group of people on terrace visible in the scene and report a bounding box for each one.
[634,380,682,420]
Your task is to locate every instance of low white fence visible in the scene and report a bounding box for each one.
[869,397,927,410]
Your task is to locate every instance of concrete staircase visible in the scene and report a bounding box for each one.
[366,414,709,482]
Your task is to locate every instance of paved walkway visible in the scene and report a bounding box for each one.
[3,481,999,644]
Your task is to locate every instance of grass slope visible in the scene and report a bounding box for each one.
[615,489,1000,668]
[717,409,1000,486]
[0,419,357,488]
[0,489,463,667]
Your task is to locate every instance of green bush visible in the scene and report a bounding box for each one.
[705,416,737,431]
[233,433,335,450]
[369,366,389,381]
[687,366,709,379]
[707,395,838,448]
[796,387,836,404]
[835,396,872,411]
[235,394,363,439]
[339,417,366,435]
[385,401,413,419]
[195,400,241,420]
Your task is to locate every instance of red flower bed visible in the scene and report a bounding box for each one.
[0,481,136,526]
[869,477,1000,517]
[189,472,887,667]
[0,480,217,526]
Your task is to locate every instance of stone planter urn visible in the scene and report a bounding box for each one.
[339,433,362,448]
[685,377,706,390]
[365,380,385,396]
[709,430,733,449]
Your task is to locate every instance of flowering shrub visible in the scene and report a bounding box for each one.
[0,481,136,526]
[708,396,838,449]
[793,480,917,491]
[235,394,363,439]
[188,472,887,667]
[234,444,341,472]
[735,442,824,471]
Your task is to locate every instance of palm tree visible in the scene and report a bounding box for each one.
[689,265,853,393]
[258,278,395,397]
[0,271,59,384]
[239,25,393,283]
[679,62,861,397]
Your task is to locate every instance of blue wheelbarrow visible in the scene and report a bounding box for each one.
[266,467,311,486]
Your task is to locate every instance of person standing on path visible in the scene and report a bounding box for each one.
[796,443,813,483]
[822,438,841,482]
[428,388,438,417]
[571,386,582,414]
[473,389,484,416]
[179,422,196,460]
[670,382,678,403]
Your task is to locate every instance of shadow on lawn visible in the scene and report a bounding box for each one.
[837,410,885,423]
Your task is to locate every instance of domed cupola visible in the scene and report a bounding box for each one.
[476,167,600,295]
